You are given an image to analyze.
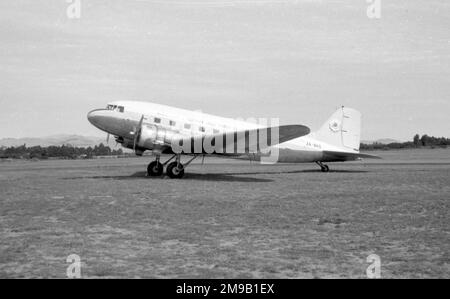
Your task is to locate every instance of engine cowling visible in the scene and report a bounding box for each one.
[136,125,182,149]
[136,125,157,148]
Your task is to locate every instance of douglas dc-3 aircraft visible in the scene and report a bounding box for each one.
[87,101,379,179]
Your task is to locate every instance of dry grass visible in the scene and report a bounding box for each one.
[0,149,449,278]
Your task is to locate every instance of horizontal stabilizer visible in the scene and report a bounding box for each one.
[323,150,381,161]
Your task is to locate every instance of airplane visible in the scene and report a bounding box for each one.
[87,101,379,178]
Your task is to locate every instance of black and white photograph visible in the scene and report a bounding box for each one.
[0,0,449,283]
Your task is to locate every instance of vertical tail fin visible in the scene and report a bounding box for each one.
[314,107,361,151]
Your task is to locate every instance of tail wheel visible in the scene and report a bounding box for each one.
[316,161,330,173]
[166,162,185,179]
[147,161,163,176]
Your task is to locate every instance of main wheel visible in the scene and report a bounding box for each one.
[166,162,185,179]
[321,165,330,172]
[147,161,163,176]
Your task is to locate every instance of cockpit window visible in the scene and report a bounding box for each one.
[106,105,124,112]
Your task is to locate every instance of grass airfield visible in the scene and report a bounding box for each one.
[0,149,449,278]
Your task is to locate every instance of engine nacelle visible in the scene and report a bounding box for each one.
[136,125,182,149]
[136,125,158,148]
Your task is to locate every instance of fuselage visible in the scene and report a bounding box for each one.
[88,101,360,163]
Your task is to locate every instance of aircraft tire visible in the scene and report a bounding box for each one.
[321,165,330,172]
[166,162,185,179]
[147,161,163,176]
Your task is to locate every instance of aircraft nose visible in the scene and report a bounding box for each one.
[87,109,101,127]
[87,109,116,132]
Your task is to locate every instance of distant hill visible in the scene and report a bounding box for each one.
[0,135,107,147]
[361,138,401,145]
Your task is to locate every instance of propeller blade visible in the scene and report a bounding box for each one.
[106,133,110,144]
[133,131,137,151]
[133,115,145,151]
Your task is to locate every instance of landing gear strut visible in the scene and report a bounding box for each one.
[316,161,330,172]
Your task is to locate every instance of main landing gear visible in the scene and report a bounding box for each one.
[147,159,164,177]
[146,154,197,179]
[316,161,330,173]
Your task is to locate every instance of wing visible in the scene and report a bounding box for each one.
[322,150,382,162]
[171,125,310,155]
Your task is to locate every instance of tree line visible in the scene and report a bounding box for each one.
[0,143,124,159]
[1,133,449,159]
[360,134,450,151]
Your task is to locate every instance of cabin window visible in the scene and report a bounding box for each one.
[154,117,161,124]
[184,123,191,130]
[118,106,124,113]
[169,120,176,126]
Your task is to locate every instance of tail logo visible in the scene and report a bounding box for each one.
[329,119,341,132]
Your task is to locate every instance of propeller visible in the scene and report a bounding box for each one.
[133,115,145,151]
[106,133,110,144]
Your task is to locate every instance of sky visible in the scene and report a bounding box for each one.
[0,0,449,141]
